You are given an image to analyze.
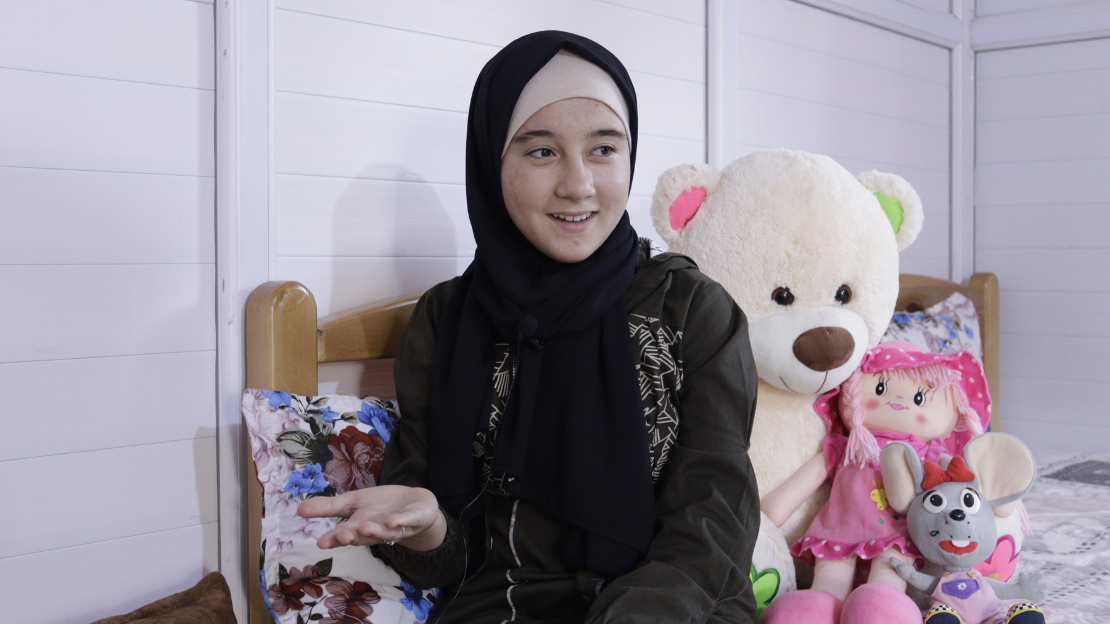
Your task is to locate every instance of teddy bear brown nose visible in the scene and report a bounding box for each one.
[793,327,855,372]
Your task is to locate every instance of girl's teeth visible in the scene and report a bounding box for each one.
[554,213,590,222]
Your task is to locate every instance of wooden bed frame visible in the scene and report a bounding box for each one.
[242,272,999,624]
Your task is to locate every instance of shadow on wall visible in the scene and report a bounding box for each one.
[318,166,466,396]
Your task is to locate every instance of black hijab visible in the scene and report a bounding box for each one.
[427,31,654,578]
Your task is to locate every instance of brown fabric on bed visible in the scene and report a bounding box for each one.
[89,572,237,624]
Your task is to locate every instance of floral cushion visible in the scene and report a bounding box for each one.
[242,389,435,624]
[880,292,983,361]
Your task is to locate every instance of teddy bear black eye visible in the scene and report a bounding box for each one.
[835,284,852,304]
[914,391,926,406]
[875,381,887,396]
[772,287,795,306]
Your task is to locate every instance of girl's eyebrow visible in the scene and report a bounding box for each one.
[589,128,626,140]
[512,129,555,143]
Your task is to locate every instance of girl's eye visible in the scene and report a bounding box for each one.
[914,391,926,406]
[772,287,794,306]
[593,145,615,157]
[835,284,852,304]
[875,381,886,396]
[529,147,555,159]
[923,490,946,513]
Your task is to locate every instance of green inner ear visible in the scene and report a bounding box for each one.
[874,192,903,234]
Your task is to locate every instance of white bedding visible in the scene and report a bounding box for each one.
[1020,447,1110,623]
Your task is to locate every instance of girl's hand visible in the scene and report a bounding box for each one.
[297,485,447,552]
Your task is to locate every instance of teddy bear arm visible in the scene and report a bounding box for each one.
[761,452,829,527]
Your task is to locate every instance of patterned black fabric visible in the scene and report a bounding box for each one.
[474,316,684,489]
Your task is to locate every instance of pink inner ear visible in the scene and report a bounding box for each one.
[669,187,707,231]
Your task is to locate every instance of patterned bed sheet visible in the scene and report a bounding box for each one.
[1020,446,1110,623]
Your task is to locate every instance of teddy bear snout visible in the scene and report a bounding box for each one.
[792,327,855,372]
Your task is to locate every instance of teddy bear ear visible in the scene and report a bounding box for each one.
[856,170,924,251]
[650,163,719,244]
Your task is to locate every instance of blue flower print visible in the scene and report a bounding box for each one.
[400,579,433,621]
[892,312,911,324]
[319,406,340,423]
[285,463,328,496]
[965,324,974,338]
[261,390,291,409]
[358,402,397,445]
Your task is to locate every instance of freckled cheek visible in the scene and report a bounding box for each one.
[864,399,881,410]
[915,414,928,425]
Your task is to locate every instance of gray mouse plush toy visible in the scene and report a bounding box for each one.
[880,433,1046,624]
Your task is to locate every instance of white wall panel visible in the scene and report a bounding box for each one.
[276,0,706,82]
[0,1,219,619]
[0,352,217,461]
[599,0,706,24]
[976,0,1103,17]
[734,0,952,279]
[977,204,1108,249]
[975,37,1110,450]
[3,523,218,624]
[2,438,218,559]
[0,265,216,364]
[0,69,214,176]
[0,168,215,265]
[0,0,214,89]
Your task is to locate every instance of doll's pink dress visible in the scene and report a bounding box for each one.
[790,429,946,563]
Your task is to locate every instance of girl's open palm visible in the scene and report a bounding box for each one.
[297,485,446,551]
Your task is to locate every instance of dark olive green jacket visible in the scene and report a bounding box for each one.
[378,247,760,623]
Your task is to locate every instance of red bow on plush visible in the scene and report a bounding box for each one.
[922,456,976,489]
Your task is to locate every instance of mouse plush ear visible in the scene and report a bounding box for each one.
[856,170,924,252]
[650,163,719,245]
[964,433,1037,507]
[880,441,924,513]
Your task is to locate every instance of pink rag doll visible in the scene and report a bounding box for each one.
[761,341,992,624]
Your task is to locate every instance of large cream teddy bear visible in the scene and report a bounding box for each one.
[650,149,923,617]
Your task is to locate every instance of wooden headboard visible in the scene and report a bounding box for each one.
[241,272,998,624]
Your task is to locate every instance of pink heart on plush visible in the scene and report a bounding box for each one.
[974,534,1019,581]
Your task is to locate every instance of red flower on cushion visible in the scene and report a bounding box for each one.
[324,427,386,494]
[322,579,381,623]
[267,564,330,614]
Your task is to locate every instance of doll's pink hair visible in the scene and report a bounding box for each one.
[839,362,984,467]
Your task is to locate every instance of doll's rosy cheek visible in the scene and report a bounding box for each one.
[916,414,928,425]
[864,399,881,410]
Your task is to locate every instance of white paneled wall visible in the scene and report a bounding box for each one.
[733,0,953,279]
[975,36,1110,451]
[271,0,707,316]
[0,2,217,623]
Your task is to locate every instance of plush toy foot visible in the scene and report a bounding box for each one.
[924,604,961,624]
[760,589,843,624]
[840,583,922,624]
[1005,602,1045,624]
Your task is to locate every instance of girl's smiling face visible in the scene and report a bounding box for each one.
[859,371,957,441]
[501,98,630,263]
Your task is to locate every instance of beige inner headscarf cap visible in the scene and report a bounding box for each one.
[502,50,631,156]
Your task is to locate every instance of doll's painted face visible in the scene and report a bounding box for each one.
[860,372,956,442]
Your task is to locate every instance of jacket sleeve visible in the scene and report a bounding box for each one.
[375,281,468,589]
[586,280,761,623]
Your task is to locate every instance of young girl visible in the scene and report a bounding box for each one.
[762,341,991,624]
[296,31,762,623]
